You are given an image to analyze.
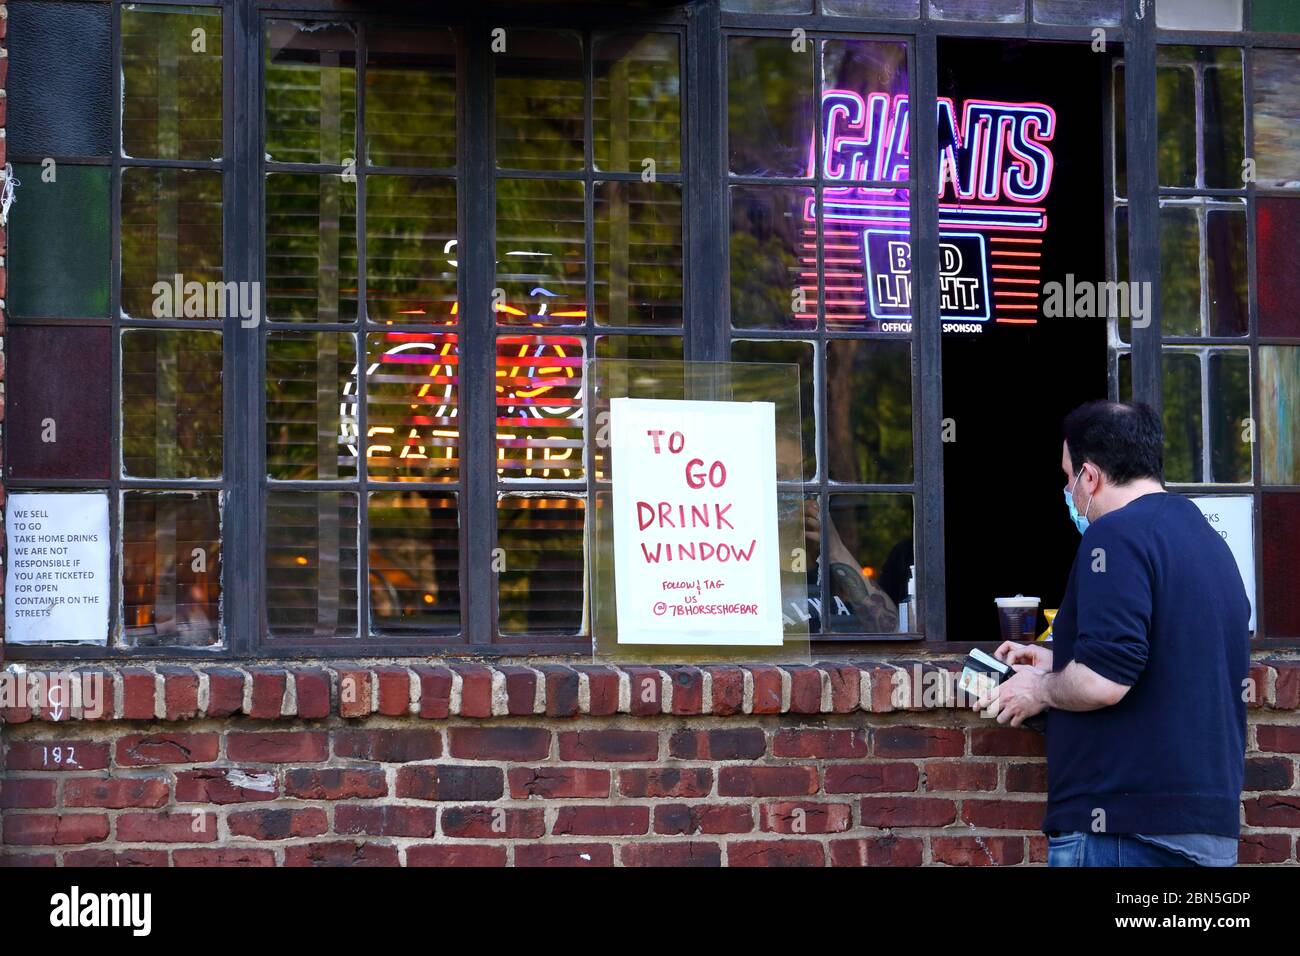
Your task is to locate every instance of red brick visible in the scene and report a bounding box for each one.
[666,666,704,714]
[283,768,386,800]
[515,843,614,867]
[718,766,818,797]
[451,663,494,718]
[727,840,824,867]
[449,726,551,761]
[335,804,438,838]
[539,664,580,717]
[1244,756,1293,791]
[859,797,957,827]
[960,798,1045,830]
[509,767,611,799]
[203,668,245,717]
[824,761,920,794]
[0,778,58,809]
[824,663,861,713]
[1271,661,1300,710]
[559,730,658,762]
[441,806,545,839]
[747,664,783,714]
[786,665,823,714]
[1028,834,1048,864]
[396,765,504,801]
[0,852,58,867]
[413,664,453,719]
[5,740,110,771]
[773,728,867,759]
[705,665,745,715]
[619,767,713,799]
[117,733,219,767]
[284,841,401,867]
[121,668,158,720]
[64,776,169,809]
[863,664,903,713]
[572,665,619,716]
[63,849,169,867]
[1237,832,1293,864]
[924,760,998,791]
[334,728,441,762]
[407,844,508,867]
[1005,762,1049,793]
[3,814,110,846]
[292,669,331,719]
[553,805,649,836]
[116,811,216,843]
[337,668,373,718]
[227,731,329,764]
[970,726,1046,756]
[874,725,964,758]
[176,767,280,804]
[623,666,665,715]
[931,836,1025,866]
[374,666,412,716]
[249,668,287,719]
[174,848,276,867]
[228,808,329,840]
[621,842,721,867]
[498,665,539,715]
[654,803,754,835]
[160,667,200,720]
[760,801,852,834]
[830,836,924,866]
[1257,725,1300,753]
[1242,795,1300,827]
[669,728,765,760]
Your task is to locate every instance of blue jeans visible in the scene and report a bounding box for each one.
[1047,831,1197,867]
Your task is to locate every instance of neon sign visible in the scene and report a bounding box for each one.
[804,90,1057,330]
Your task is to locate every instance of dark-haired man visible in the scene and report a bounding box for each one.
[974,400,1251,867]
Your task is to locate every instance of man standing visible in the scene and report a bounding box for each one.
[976,401,1251,867]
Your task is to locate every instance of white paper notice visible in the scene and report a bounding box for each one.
[5,493,110,644]
[610,397,782,646]
[1190,495,1256,632]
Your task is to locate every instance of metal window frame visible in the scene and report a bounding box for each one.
[8,0,1300,661]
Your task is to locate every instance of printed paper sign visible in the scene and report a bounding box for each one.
[610,397,783,646]
[5,493,110,644]
[1191,495,1256,632]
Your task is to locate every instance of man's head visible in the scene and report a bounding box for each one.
[1061,401,1165,523]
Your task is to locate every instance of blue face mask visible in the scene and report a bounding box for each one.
[1065,470,1094,534]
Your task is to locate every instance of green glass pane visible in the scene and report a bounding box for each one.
[120,168,224,319]
[1208,350,1251,483]
[1254,0,1300,32]
[265,173,359,322]
[9,164,110,317]
[1253,49,1300,189]
[1261,346,1300,484]
[122,4,223,161]
[1156,62,1197,187]
[1160,206,1200,336]
[1163,351,1203,483]
[265,20,357,166]
[593,33,681,174]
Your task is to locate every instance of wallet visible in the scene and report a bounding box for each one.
[959,647,1047,733]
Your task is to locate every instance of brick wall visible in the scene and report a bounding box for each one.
[1,660,1297,866]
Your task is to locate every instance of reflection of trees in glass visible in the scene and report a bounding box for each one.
[122,6,223,160]
[264,21,357,165]
[1163,351,1202,483]
[594,33,680,173]
[496,31,584,171]
[265,174,359,321]
[1209,351,1251,483]
[727,37,812,177]
[729,187,810,329]
[120,168,223,318]
[595,182,682,327]
[826,340,912,484]
[1157,63,1196,187]
[366,28,456,169]
[121,329,223,479]
[497,496,586,635]
[123,492,222,648]
[1160,205,1200,336]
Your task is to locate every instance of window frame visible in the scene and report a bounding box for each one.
[7,0,1300,660]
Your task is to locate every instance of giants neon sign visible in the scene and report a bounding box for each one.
[805,90,1057,329]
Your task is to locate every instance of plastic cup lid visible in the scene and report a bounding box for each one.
[994,595,1041,607]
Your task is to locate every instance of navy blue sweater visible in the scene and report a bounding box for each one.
[1043,492,1251,838]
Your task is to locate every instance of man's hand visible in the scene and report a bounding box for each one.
[975,664,1050,727]
[994,640,1053,671]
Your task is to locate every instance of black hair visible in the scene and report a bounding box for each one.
[1062,400,1164,485]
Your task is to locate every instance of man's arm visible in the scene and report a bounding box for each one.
[1038,660,1131,710]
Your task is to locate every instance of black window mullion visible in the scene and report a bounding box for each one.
[109,0,124,649]
[685,0,727,363]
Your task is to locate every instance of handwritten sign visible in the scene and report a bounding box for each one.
[1190,495,1256,632]
[5,493,110,644]
[610,397,783,646]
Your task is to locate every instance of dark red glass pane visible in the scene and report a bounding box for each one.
[6,326,111,480]
[1262,493,1300,638]
[1258,197,1300,339]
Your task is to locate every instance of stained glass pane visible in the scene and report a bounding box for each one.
[1257,197,1300,337]
[1253,49,1300,189]
[929,0,1025,22]
[1262,494,1300,638]
[1156,0,1242,31]
[1260,347,1300,485]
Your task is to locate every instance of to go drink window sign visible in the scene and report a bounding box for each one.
[609,397,783,646]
